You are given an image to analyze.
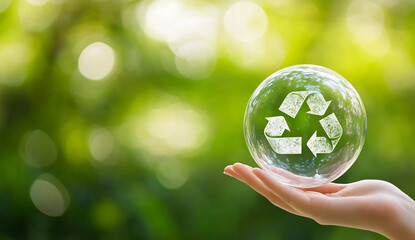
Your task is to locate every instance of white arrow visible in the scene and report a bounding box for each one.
[264,116,300,154]
[306,131,334,157]
[264,116,290,137]
[306,93,331,116]
[278,92,307,118]
[306,113,342,157]
[279,91,331,118]
[266,136,302,154]
[319,113,342,139]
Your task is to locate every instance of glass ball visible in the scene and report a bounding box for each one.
[244,65,367,188]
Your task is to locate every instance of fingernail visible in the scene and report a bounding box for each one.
[233,163,244,168]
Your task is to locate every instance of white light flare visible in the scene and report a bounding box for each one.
[78,42,115,80]
[224,1,268,42]
[141,0,187,42]
[347,0,390,56]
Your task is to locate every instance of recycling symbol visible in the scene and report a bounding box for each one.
[264,91,343,157]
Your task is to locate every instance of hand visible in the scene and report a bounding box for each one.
[224,163,415,240]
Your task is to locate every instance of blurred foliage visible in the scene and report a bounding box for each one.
[1,0,415,239]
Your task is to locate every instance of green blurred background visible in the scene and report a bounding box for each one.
[0,0,414,239]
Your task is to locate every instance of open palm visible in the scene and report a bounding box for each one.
[224,163,415,240]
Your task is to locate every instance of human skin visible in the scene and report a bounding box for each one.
[224,163,415,240]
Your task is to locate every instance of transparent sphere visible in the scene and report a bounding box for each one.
[244,65,366,188]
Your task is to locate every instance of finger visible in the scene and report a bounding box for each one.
[267,165,304,180]
[231,163,301,216]
[266,164,347,195]
[252,168,315,216]
[225,165,296,213]
[299,183,347,195]
[224,165,245,182]
[253,169,370,224]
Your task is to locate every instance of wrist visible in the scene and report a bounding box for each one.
[383,197,415,240]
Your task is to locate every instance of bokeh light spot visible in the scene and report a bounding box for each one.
[156,160,187,189]
[141,0,186,42]
[88,127,116,165]
[175,55,215,80]
[227,35,285,71]
[0,42,30,87]
[134,100,208,156]
[22,129,57,168]
[174,39,214,61]
[19,0,60,32]
[168,38,217,79]
[347,0,384,45]
[78,42,115,80]
[347,0,389,55]
[139,0,219,44]
[138,0,219,79]
[224,1,268,42]
[30,173,70,217]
